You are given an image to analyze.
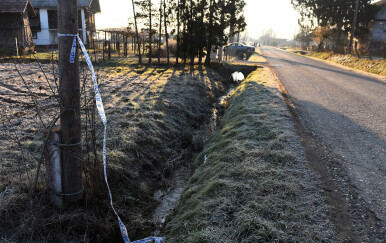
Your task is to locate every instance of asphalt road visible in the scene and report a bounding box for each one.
[261,47,386,230]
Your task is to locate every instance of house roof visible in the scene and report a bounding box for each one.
[0,0,36,15]
[374,0,386,6]
[30,0,101,12]
[374,0,386,20]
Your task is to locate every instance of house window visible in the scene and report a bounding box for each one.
[47,10,58,29]
[32,32,37,39]
[47,10,83,30]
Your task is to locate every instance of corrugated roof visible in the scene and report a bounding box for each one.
[30,0,93,8]
[0,0,29,13]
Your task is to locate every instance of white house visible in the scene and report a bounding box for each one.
[29,0,100,47]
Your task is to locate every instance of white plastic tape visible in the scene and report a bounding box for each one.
[58,33,163,243]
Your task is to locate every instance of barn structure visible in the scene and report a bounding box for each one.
[0,0,36,54]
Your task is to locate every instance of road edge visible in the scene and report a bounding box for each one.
[266,60,386,242]
[273,47,386,83]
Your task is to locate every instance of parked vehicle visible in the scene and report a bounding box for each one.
[224,43,255,55]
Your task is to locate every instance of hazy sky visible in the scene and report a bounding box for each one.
[95,0,301,40]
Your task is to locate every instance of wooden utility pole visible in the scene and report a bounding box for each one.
[349,0,360,54]
[58,0,83,203]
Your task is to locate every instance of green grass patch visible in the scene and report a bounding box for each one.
[165,67,333,242]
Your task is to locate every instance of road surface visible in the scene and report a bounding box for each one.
[261,46,385,240]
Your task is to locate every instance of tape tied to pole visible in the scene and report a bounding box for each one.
[58,33,163,243]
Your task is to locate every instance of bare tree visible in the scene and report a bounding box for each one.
[158,0,162,63]
[163,0,170,64]
[149,0,152,63]
[132,0,142,63]
[176,0,180,64]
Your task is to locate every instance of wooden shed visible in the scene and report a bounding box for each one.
[0,0,36,54]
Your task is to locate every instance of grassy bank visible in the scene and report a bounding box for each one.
[0,59,228,241]
[165,67,334,242]
[293,51,386,76]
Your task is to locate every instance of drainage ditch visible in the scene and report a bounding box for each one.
[150,64,259,235]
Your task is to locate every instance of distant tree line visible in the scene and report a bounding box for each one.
[130,0,246,65]
[291,0,380,53]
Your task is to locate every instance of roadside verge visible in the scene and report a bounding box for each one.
[285,49,386,79]
[165,66,334,242]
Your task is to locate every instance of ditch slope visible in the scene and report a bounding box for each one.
[0,60,238,241]
[165,65,335,242]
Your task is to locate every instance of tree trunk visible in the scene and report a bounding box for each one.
[58,0,83,204]
[229,0,236,43]
[348,0,359,54]
[163,0,170,64]
[205,0,214,65]
[158,0,162,63]
[132,0,142,63]
[218,0,225,62]
[198,0,205,65]
[176,0,180,64]
[183,20,187,64]
[334,22,343,54]
[189,0,194,65]
[149,0,152,63]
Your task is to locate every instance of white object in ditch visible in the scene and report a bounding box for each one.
[204,155,207,164]
[231,72,245,83]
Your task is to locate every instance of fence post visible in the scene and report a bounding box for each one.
[15,37,19,56]
[108,40,111,59]
[44,127,63,208]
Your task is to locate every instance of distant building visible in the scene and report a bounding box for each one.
[0,0,36,54]
[29,0,101,47]
[271,38,288,48]
[369,0,386,57]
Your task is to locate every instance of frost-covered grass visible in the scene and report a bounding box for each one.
[166,67,334,242]
[296,51,386,76]
[0,60,226,241]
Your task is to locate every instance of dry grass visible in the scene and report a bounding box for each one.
[0,59,228,241]
[290,51,386,76]
[248,48,265,63]
[165,67,335,242]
